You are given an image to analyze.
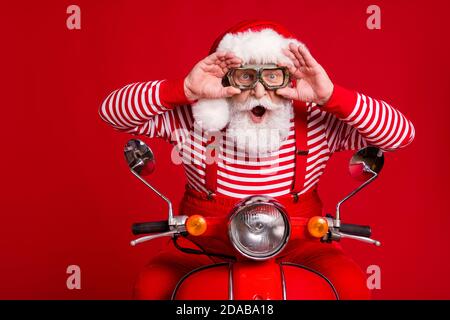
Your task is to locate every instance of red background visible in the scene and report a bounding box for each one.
[1,0,449,299]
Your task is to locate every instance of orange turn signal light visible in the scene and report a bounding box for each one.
[307,216,329,238]
[185,215,207,236]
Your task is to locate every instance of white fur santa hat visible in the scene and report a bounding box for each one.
[192,20,303,132]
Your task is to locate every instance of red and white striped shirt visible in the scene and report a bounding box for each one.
[99,79,415,198]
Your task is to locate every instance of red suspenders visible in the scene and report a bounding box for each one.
[291,100,309,195]
[204,101,309,199]
[204,134,219,195]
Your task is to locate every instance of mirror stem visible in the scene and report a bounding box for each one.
[130,169,174,226]
[335,166,378,227]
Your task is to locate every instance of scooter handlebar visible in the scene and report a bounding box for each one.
[339,223,372,238]
[132,221,169,235]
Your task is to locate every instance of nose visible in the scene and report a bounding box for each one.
[251,81,267,99]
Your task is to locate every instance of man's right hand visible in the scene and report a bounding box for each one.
[184,51,242,101]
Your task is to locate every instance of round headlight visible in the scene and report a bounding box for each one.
[228,196,290,260]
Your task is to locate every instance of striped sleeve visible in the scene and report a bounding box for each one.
[322,85,415,153]
[98,79,194,143]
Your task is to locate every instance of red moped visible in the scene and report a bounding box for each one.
[124,139,383,300]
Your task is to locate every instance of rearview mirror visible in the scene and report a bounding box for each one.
[124,139,155,176]
[349,146,384,182]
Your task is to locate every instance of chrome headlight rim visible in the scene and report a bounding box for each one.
[228,195,291,261]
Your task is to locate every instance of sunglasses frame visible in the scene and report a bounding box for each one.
[226,64,290,90]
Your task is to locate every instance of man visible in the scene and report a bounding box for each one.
[99,20,414,299]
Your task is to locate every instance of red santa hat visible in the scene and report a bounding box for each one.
[192,20,303,132]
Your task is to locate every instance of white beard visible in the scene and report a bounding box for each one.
[226,96,293,157]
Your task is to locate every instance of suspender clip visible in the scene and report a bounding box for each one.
[296,149,309,156]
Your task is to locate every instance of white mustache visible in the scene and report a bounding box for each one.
[230,96,286,112]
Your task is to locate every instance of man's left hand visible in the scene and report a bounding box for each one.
[276,43,334,106]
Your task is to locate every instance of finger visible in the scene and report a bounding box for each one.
[278,62,294,73]
[224,64,240,71]
[218,57,238,65]
[289,43,307,67]
[218,61,234,74]
[283,52,301,69]
[216,51,237,62]
[203,64,221,73]
[297,44,318,67]
[219,61,228,68]
[222,51,236,59]
[218,58,242,74]
[283,48,304,69]
[205,51,236,66]
[276,87,298,100]
[283,49,299,68]
[204,54,237,73]
[282,48,296,60]
[204,65,227,78]
[225,60,242,69]
[215,51,228,59]
[279,62,304,80]
[226,62,242,69]
[283,47,304,67]
[204,52,223,66]
[221,86,241,98]
[225,57,242,65]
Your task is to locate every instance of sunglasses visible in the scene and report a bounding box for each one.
[225,64,290,90]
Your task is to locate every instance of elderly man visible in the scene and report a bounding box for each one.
[99,20,414,299]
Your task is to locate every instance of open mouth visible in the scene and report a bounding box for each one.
[250,105,267,123]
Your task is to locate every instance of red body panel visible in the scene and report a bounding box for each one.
[173,264,229,300]
[173,260,337,300]
[232,261,284,300]
[282,264,337,299]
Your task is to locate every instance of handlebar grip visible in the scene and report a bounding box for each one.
[340,223,372,238]
[132,221,169,235]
